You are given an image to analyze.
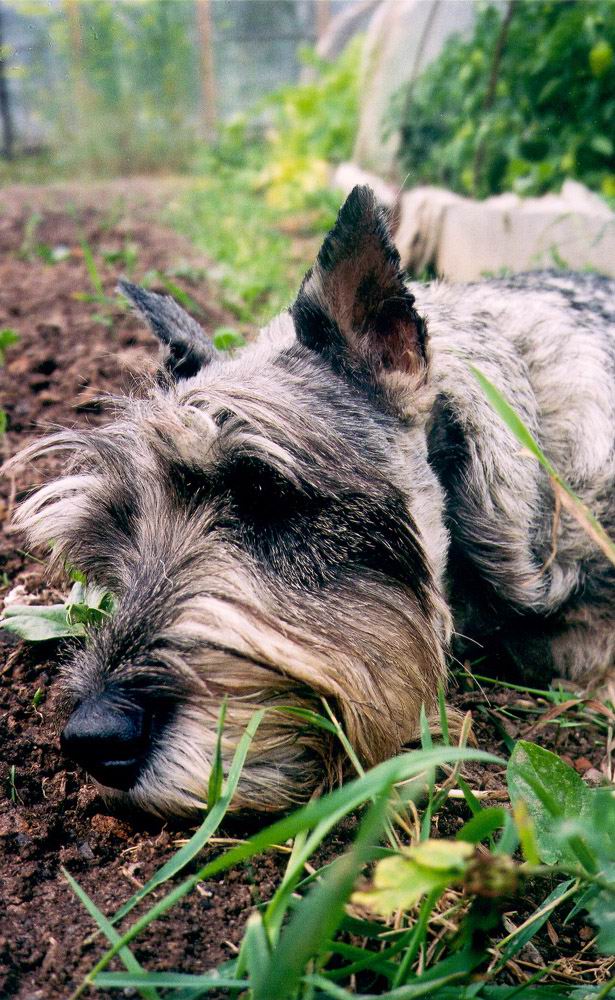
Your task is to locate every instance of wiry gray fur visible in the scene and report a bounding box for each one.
[8,187,615,815]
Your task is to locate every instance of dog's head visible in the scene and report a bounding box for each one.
[11,187,450,814]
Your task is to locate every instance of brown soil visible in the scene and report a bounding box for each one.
[0,183,611,999]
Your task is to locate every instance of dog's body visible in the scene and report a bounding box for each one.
[417,270,615,682]
[10,188,615,814]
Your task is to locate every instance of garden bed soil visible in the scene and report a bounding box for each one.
[0,183,611,999]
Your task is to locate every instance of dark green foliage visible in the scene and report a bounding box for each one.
[392,0,615,199]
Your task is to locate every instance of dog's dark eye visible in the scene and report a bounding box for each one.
[168,462,210,506]
[223,457,305,524]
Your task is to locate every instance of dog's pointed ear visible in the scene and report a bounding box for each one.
[292,186,427,382]
[118,280,217,380]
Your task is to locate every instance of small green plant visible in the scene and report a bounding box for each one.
[31,686,45,709]
[0,577,115,642]
[65,733,499,999]
[61,711,615,998]
[168,171,303,322]
[19,211,43,260]
[0,328,19,365]
[139,270,204,316]
[212,326,246,352]
[0,328,19,434]
[102,241,139,274]
[167,40,362,324]
[256,37,362,214]
[8,764,22,804]
[73,236,127,327]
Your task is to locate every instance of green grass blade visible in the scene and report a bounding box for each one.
[83,746,501,984]
[61,868,160,1000]
[498,879,576,965]
[80,238,104,297]
[419,704,433,750]
[157,274,202,315]
[252,786,392,1000]
[392,887,441,987]
[93,972,246,991]
[307,969,471,998]
[471,365,615,567]
[240,911,271,987]
[272,704,338,734]
[207,696,228,807]
[263,808,346,941]
[456,774,483,816]
[438,684,450,745]
[110,708,265,924]
[470,366,555,472]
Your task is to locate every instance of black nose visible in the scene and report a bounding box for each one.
[61,697,148,790]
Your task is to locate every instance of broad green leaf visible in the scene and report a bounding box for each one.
[587,885,615,954]
[2,580,116,642]
[589,39,613,78]
[411,839,474,871]
[66,580,113,612]
[352,855,449,916]
[582,790,615,953]
[0,604,84,640]
[584,787,615,857]
[507,740,593,864]
[352,840,473,916]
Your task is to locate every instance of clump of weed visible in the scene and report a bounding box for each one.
[0,327,19,434]
[1,573,114,642]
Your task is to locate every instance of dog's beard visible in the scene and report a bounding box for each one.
[85,572,451,816]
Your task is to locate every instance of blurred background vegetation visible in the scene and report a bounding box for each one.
[0,0,613,318]
[391,0,615,199]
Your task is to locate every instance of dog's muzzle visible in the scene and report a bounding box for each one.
[61,695,149,790]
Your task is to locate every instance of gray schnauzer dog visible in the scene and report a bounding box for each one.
[10,187,615,815]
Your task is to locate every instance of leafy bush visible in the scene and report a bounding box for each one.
[391,0,615,199]
[257,38,362,212]
[169,40,362,322]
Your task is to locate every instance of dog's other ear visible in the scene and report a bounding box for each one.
[292,186,427,381]
[118,280,218,380]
